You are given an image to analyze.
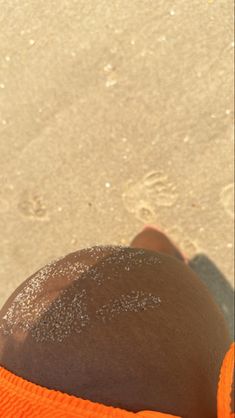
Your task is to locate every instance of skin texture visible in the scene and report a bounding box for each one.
[130,225,187,263]
[0,244,231,418]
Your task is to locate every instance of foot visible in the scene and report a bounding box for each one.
[130,224,188,264]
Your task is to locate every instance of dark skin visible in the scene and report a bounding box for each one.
[0,229,231,418]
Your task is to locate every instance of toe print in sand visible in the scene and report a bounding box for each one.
[122,171,178,222]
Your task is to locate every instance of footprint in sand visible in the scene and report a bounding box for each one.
[122,171,178,222]
[18,190,49,221]
[220,183,234,219]
[168,226,199,257]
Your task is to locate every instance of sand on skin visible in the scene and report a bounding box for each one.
[0,0,234,310]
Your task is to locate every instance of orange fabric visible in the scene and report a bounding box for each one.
[0,344,234,418]
[0,366,179,418]
[217,343,235,418]
[137,413,179,418]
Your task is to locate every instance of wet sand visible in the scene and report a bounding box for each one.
[0,0,234,316]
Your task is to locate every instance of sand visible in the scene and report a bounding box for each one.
[0,0,234,323]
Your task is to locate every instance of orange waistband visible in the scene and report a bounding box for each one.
[0,344,234,418]
[217,343,235,418]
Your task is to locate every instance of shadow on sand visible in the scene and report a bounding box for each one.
[189,253,234,339]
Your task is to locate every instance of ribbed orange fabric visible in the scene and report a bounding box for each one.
[138,413,179,418]
[0,344,234,418]
[217,343,235,418]
[0,366,179,418]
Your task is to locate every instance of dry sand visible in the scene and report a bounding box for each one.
[0,1,234,324]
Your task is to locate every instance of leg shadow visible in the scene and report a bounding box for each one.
[189,254,234,339]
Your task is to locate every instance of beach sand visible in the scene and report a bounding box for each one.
[0,1,234,328]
